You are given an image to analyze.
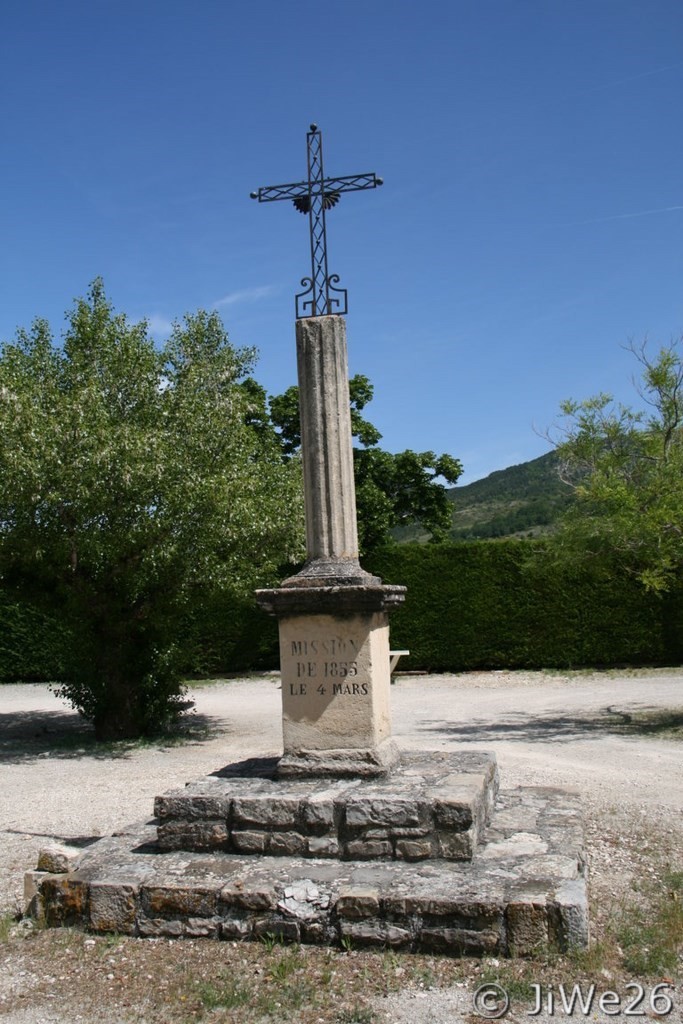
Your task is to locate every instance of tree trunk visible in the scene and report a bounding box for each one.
[92,667,144,741]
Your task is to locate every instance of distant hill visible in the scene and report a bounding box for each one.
[447,451,573,540]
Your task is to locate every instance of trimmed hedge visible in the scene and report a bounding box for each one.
[0,588,278,683]
[0,594,70,682]
[365,542,681,670]
[179,590,279,676]
[2,541,681,681]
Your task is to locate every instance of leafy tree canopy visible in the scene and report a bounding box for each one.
[550,339,683,592]
[0,281,304,737]
[269,374,462,552]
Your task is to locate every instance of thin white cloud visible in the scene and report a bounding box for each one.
[574,61,683,97]
[595,61,683,91]
[578,205,683,226]
[213,285,275,308]
[146,314,174,337]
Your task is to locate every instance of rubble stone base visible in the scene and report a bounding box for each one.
[155,751,498,861]
[26,775,588,956]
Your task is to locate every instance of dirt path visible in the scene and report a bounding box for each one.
[1,669,681,1023]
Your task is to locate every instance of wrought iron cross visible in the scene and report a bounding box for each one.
[250,124,383,318]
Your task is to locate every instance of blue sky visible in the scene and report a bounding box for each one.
[1,0,681,483]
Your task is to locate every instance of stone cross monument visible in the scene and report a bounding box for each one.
[25,126,589,956]
[253,125,406,778]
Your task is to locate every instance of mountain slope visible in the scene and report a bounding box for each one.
[447,451,573,540]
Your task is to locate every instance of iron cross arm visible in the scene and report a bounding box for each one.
[250,124,383,318]
[251,172,383,204]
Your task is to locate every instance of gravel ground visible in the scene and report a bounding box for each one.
[1,668,682,1023]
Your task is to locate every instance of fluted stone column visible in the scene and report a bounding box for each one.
[299,316,358,562]
[284,315,376,586]
[256,315,405,777]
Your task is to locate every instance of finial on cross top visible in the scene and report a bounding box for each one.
[250,124,383,319]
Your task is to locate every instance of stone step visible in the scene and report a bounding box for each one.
[154,751,499,862]
[25,786,587,957]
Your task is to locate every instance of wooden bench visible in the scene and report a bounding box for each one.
[389,649,410,678]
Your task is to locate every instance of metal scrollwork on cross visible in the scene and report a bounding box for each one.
[251,124,383,318]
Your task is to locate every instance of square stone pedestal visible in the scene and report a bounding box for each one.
[278,611,398,777]
[256,582,406,778]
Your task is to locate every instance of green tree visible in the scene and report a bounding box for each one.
[269,374,382,454]
[550,339,683,592]
[269,374,462,553]
[0,281,303,738]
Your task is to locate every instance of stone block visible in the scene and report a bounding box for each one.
[428,774,492,833]
[183,917,221,938]
[142,884,218,918]
[253,916,300,943]
[301,920,338,945]
[383,894,425,916]
[231,830,267,854]
[220,917,253,940]
[302,794,336,833]
[41,876,89,926]
[343,839,392,860]
[277,741,400,780]
[432,798,474,830]
[232,795,300,829]
[335,886,380,919]
[395,839,433,861]
[138,917,185,938]
[89,883,138,934]
[419,927,501,955]
[422,898,504,926]
[361,828,391,841]
[506,901,549,956]
[138,916,219,938]
[221,885,276,911]
[37,844,81,874]
[269,831,306,856]
[549,878,589,950]
[283,880,329,904]
[340,920,412,948]
[437,831,475,860]
[307,836,340,858]
[345,797,422,830]
[154,794,230,820]
[481,831,549,860]
[157,821,228,852]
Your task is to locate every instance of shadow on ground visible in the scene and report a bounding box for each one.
[4,828,105,848]
[0,708,227,764]
[419,706,683,744]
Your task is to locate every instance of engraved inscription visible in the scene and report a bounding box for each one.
[290,638,358,657]
[332,681,368,695]
[286,637,367,696]
[296,662,318,678]
[294,660,358,680]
